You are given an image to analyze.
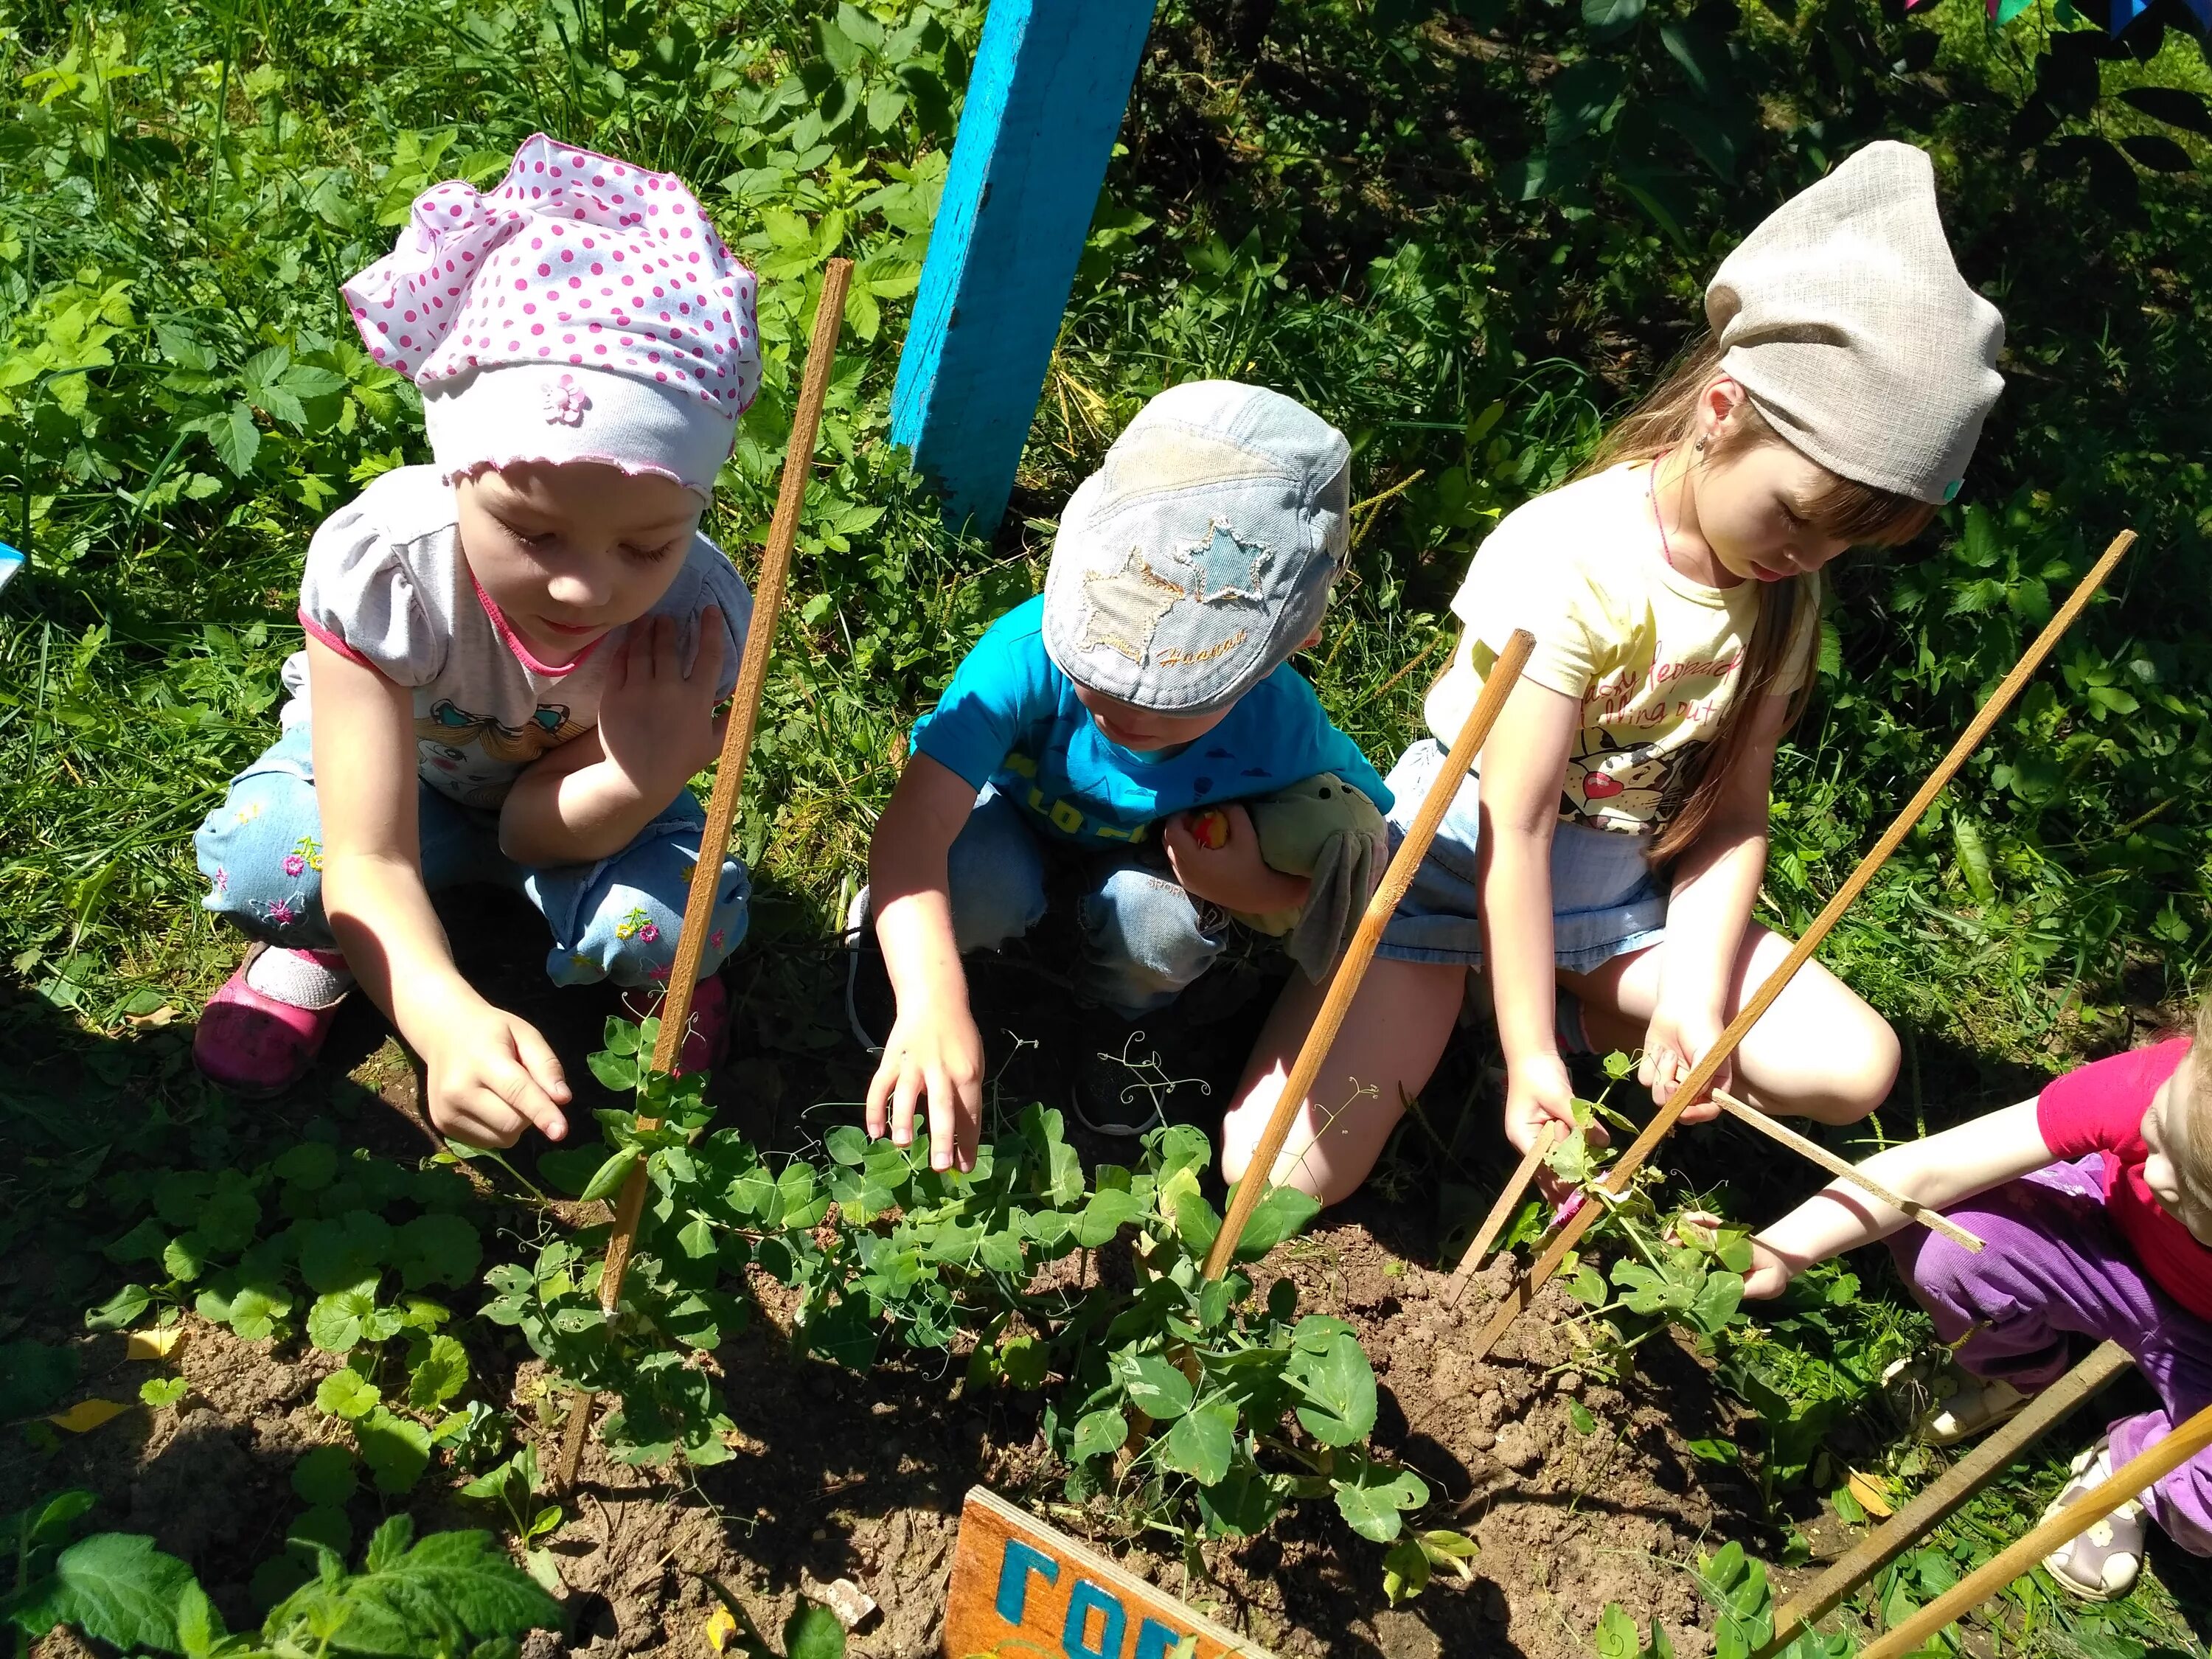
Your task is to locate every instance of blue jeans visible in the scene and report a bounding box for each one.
[193,722,749,990]
[945,787,1224,1016]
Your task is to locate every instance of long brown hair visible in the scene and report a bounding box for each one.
[1579,336,1936,863]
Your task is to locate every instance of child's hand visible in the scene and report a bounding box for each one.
[419,999,572,1150]
[597,610,728,799]
[1674,1210,1791,1299]
[866,995,983,1174]
[1506,1051,1601,1206]
[1163,805,1307,914]
[1641,998,1729,1121]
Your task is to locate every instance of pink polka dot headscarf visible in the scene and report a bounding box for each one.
[341,133,762,500]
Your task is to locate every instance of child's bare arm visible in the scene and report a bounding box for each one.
[1471,675,1585,1160]
[1742,1099,2050,1296]
[500,612,726,866]
[309,636,569,1147]
[866,753,985,1172]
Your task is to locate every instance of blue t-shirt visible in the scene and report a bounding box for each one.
[911,596,1392,846]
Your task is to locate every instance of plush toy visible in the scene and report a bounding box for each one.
[1188,773,1388,981]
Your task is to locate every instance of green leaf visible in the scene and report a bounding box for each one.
[1289,1333,1378,1447]
[1071,1408,1130,1464]
[85,1284,152,1330]
[1581,0,1644,35]
[307,1281,379,1354]
[408,1335,469,1410]
[273,1141,339,1190]
[1568,1399,1598,1434]
[1231,1185,1321,1261]
[292,1444,360,1506]
[264,1517,560,1656]
[1172,1192,1220,1257]
[785,1603,847,1659]
[1333,1462,1429,1543]
[603,1018,641,1056]
[1596,1604,1641,1659]
[316,1370,381,1422]
[357,1406,433,1494]
[8,1534,199,1655]
[1116,1354,1194,1420]
[587,1049,639,1091]
[1951,815,1996,905]
[392,1214,483,1291]
[206,403,260,477]
[1159,1399,1237,1486]
[1383,1536,1430,1605]
[139,1377,189,1408]
[824,1124,869,1166]
[1073,1188,1144,1248]
[580,1149,640,1203]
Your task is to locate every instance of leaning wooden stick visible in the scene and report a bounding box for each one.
[1859,1384,2211,1659]
[1759,1340,2131,1657]
[1201,630,1536,1280]
[1708,1088,1983,1253]
[1472,529,2135,1360]
[554,259,854,1492]
[1444,1121,1562,1310]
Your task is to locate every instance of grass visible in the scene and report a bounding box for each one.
[7,0,2212,1652]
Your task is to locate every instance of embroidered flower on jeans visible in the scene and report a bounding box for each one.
[638,921,661,944]
[645,959,672,981]
[708,928,725,950]
[542,375,591,425]
[212,869,229,894]
[613,905,653,942]
[265,899,298,928]
[283,852,306,877]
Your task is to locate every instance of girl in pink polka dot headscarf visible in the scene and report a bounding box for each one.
[345,131,762,495]
[188,136,762,1147]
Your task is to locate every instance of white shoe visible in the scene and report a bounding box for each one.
[2041,1437,2146,1601]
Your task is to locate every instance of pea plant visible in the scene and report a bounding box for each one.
[494,1016,1478,1596]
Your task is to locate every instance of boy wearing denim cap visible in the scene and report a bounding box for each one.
[858,380,1392,1171]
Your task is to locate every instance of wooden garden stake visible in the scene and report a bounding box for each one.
[1472,530,2137,1362]
[1708,1088,1984,1254]
[1203,630,1535,1281]
[553,259,854,1492]
[1444,1120,1562,1310]
[1759,1340,2132,1657]
[1858,1385,2212,1659]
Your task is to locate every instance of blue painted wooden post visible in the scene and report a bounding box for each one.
[891,0,1158,532]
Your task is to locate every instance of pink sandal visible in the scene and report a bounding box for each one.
[623,974,731,1078]
[193,945,350,1096]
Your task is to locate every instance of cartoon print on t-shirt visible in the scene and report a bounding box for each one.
[1562,730,1674,827]
[416,698,590,765]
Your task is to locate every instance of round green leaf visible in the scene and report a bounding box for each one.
[316,1369,381,1422]
[1116,1354,1194,1420]
[291,1444,359,1506]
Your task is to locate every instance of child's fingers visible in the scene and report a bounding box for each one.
[865,1052,896,1138]
[448,1093,524,1150]
[889,1064,922,1150]
[692,607,725,686]
[481,1050,569,1142]
[925,1065,958,1172]
[509,1018,572,1108]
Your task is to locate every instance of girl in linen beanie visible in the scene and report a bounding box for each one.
[1220,141,2005,1209]
[192,135,765,1147]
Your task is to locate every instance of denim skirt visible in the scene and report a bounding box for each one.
[1375,737,1669,971]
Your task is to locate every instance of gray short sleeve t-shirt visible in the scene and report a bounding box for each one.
[281,465,752,810]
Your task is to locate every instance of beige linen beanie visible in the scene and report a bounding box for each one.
[1706,141,2004,506]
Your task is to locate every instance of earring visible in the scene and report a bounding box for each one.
[1695,437,1707,453]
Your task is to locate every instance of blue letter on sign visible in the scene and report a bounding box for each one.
[890,0,1159,533]
[1134,1618,1189,1659]
[1061,1579,1127,1659]
[996,1540,1060,1624]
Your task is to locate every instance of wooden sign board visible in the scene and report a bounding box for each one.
[943,1486,1276,1659]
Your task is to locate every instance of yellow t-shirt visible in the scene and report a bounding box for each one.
[1423,461,1816,835]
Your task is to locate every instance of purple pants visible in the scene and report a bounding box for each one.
[1891,1156,2212,1555]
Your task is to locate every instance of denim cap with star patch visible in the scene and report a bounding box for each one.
[1041,380,1352,717]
